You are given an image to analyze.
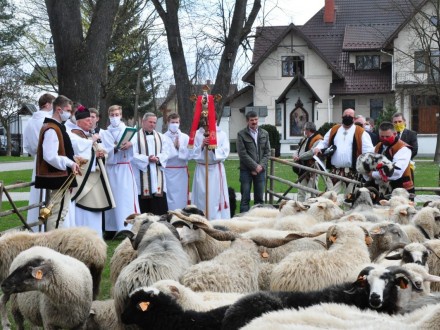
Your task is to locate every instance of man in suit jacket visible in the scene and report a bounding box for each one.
[392,112,418,159]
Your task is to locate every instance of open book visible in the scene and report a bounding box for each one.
[115,127,137,149]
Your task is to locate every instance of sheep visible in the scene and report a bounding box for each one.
[389,204,417,225]
[151,279,243,311]
[113,219,192,324]
[356,152,399,196]
[85,299,121,330]
[222,265,422,330]
[240,302,440,330]
[120,286,229,330]
[269,224,372,292]
[1,246,92,330]
[368,222,410,262]
[384,242,440,267]
[0,227,106,329]
[179,222,316,293]
[399,207,440,243]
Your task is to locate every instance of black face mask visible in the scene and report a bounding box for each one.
[342,116,354,126]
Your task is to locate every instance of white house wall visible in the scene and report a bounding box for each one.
[253,32,332,155]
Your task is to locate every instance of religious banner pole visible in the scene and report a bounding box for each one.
[188,86,220,219]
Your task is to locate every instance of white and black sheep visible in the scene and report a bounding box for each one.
[222,265,422,330]
[120,286,229,330]
[1,246,92,330]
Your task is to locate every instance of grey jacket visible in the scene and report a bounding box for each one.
[237,127,271,171]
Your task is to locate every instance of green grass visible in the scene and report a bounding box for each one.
[1,170,32,192]
[0,156,33,162]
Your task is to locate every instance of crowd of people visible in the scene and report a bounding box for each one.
[292,108,418,201]
[23,94,235,238]
[22,94,418,237]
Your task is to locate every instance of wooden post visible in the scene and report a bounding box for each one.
[269,148,275,204]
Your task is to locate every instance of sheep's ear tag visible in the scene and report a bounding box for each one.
[330,235,337,243]
[399,278,408,289]
[33,269,43,280]
[365,236,373,246]
[138,301,150,312]
[261,251,269,258]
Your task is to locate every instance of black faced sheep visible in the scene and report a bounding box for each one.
[222,265,422,330]
[120,286,228,330]
[1,246,93,330]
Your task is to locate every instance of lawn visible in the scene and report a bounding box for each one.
[0,155,33,162]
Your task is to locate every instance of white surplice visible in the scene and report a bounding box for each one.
[163,129,190,211]
[23,110,52,231]
[189,127,230,220]
[100,123,139,231]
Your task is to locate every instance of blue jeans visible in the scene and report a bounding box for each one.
[240,169,265,213]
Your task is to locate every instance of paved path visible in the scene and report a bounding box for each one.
[0,160,34,171]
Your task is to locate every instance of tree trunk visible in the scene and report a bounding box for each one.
[151,0,196,133]
[45,0,119,108]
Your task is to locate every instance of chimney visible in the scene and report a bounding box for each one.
[324,0,335,23]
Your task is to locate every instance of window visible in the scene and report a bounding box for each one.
[414,51,427,73]
[342,99,355,112]
[411,95,440,133]
[275,104,282,126]
[369,99,383,120]
[282,56,304,77]
[356,55,380,70]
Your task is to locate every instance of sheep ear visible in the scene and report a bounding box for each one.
[370,227,385,236]
[399,210,408,215]
[31,263,51,280]
[317,202,326,209]
[397,277,409,289]
[169,285,180,299]
[379,199,390,206]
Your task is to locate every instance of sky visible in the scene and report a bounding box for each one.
[263,0,325,25]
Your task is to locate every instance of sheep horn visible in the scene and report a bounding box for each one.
[313,239,327,249]
[158,220,181,241]
[131,220,154,250]
[124,213,142,226]
[112,230,135,241]
[384,253,403,261]
[279,200,288,211]
[196,225,240,241]
[424,243,440,260]
[252,231,326,248]
[387,266,423,292]
[423,201,432,207]
[385,242,407,254]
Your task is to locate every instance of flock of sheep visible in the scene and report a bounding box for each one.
[1,186,440,329]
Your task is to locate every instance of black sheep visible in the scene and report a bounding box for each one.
[121,287,229,330]
[222,265,421,330]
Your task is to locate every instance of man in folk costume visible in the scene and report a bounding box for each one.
[364,121,414,198]
[164,113,190,211]
[100,105,139,234]
[132,112,175,215]
[23,93,55,231]
[292,122,323,202]
[67,106,115,236]
[313,108,374,195]
[189,94,230,220]
[34,95,81,231]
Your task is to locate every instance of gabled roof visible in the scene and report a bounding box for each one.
[276,74,322,104]
[243,24,343,83]
[246,0,426,94]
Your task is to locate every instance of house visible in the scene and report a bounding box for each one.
[239,0,437,156]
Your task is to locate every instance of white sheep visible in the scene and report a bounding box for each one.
[151,279,243,311]
[390,204,417,225]
[2,246,92,330]
[86,299,121,330]
[113,219,192,324]
[401,207,440,243]
[269,224,372,292]
[240,302,440,330]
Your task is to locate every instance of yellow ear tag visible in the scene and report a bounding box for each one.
[399,279,408,289]
[365,236,373,246]
[35,270,43,280]
[139,301,150,312]
[261,251,269,258]
[330,235,337,243]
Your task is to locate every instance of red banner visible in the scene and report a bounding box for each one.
[188,95,217,149]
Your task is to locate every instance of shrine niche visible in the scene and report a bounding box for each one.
[290,98,308,136]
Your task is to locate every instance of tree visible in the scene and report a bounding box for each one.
[151,0,261,132]
[0,65,32,156]
[44,0,119,108]
[0,0,26,68]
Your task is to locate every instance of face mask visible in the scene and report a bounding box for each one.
[364,124,371,132]
[110,116,121,127]
[342,116,354,126]
[60,111,71,122]
[380,136,396,146]
[168,123,179,133]
[394,123,406,133]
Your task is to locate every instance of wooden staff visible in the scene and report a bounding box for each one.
[201,89,210,219]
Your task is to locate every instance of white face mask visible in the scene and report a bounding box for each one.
[60,111,71,122]
[168,123,179,133]
[364,124,371,132]
[110,116,121,127]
